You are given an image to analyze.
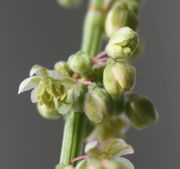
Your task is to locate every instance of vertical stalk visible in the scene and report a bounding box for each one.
[81,0,108,56]
[60,112,87,165]
[59,0,108,166]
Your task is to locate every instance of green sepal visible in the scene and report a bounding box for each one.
[29,65,48,77]
[54,61,73,76]
[103,60,136,97]
[105,27,139,62]
[55,163,75,169]
[58,84,87,115]
[89,117,128,143]
[37,103,60,120]
[85,138,134,159]
[125,93,159,129]
[83,84,113,123]
[76,158,134,169]
[105,1,139,37]
[68,51,92,75]
[76,160,88,169]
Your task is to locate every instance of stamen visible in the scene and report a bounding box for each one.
[94,51,106,59]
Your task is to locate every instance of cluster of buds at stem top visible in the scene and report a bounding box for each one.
[125,93,159,129]
[105,0,139,37]
[105,27,139,62]
[56,0,81,8]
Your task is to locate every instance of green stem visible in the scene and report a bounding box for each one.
[81,0,107,56]
[60,112,87,165]
[59,0,107,166]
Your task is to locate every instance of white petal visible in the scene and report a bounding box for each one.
[18,76,40,94]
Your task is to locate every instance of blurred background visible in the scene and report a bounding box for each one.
[0,0,179,169]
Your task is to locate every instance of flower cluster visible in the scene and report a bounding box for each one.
[18,27,158,128]
[18,0,158,168]
[18,26,158,168]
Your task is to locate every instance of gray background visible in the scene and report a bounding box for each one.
[0,0,179,169]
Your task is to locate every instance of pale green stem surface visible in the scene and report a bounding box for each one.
[60,112,87,165]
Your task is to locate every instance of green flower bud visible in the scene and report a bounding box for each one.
[56,0,81,8]
[68,51,92,75]
[55,163,75,169]
[100,159,129,169]
[105,27,139,62]
[88,159,104,169]
[54,61,73,76]
[125,93,159,129]
[127,0,140,15]
[105,2,139,37]
[103,60,136,96]
[84,85,113,123]
[37,103,60,120]
[129,40,142,61]
[77,158,134,169]
[92,117,128,142]
[76,160,88,169]
[105,2,128,37]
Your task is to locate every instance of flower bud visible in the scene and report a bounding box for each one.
[105,27,139,62]
[68,51,92,75]
[127,0,140,15]
[83,85,113,123]
[77,158,134,169]
[37,103,60,120]
[105,2,138,37]
[56,164,75,169]
[76,160,88,169]
[56,0,81,8]
[125,93,159,129]
[54,61,73,76]
[87,159,104,169]
[100,159,129,169]
[103,60,136,96]
[91,117,128,142]
[105,2,128,37]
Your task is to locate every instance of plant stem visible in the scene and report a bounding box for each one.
[81,0,108,57]
[60,112,87,165]
[59,0,107,166]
